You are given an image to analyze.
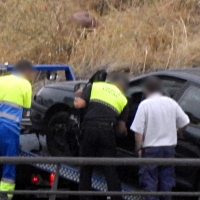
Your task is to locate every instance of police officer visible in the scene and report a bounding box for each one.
[0,60,34,200]
[74,72,129,200]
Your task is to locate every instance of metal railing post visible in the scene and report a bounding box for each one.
[49,164,60,200]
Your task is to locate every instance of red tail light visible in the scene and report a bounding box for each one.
[49,173,55,186]
[31,175,39,184]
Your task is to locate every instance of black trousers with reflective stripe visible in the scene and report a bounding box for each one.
[79,124,122,200]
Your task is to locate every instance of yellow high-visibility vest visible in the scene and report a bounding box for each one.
[90,82,127,114]
[0,74,31,108]
[0,74,32,127]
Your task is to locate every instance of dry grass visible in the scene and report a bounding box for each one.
[0,0,200,78]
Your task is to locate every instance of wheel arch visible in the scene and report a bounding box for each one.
[43,103,72,125]
[44,104,80,156]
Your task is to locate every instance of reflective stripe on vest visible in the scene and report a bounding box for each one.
[90,82,127,114]
[0,111,19,121]
[1,178,15,184]
[0,101,22,109]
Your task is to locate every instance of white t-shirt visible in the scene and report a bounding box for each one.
[130,93,190,148]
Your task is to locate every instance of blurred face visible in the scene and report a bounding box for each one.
[115,81,126,93]
[22,70,35,82]
[144,88,151,97]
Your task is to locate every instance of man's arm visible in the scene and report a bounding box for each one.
[74,85,91,109]
[117,121,127,136]
[177,125,187,135]
[135,133,143,153]
[176,104,190,134]
[130,103,146,156]
[117,105,129,136]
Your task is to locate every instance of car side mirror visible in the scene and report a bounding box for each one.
[74,83,87,92]
[46,71,57,81]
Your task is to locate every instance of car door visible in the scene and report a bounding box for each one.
[174,83,200,189]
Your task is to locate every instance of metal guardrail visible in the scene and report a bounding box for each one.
[1,190,200,197]
[1,157,200,200]
[0,157,200,165]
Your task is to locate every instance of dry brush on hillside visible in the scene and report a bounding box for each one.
[0,0,200,77]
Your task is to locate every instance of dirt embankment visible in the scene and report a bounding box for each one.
[0,0,200,78]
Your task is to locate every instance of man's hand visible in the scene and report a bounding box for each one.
[117,121,128,137]
[75,89,83,97]
[177,125,188,134]
[138,149,142,158]
[74,89,86,109]
[74,97,86,109]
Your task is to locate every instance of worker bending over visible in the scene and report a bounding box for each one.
[131,76,190,200]
[74,72,129,200]
[0,60,34,200]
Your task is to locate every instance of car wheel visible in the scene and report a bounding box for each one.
[46,111,79,157]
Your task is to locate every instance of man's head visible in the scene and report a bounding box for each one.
[143,76,163,96]
[108,72,129,93]
[14,60,34,80]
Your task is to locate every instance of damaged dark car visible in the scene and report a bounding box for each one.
[31,68,200,192]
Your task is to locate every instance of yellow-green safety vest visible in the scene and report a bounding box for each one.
[0,74,32,133]
[90,82,127,114]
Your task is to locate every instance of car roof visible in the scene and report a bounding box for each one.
[130,68,200,84]
[44,68,200,90]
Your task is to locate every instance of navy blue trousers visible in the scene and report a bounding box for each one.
[139,146,175,200]
[0,124,19,181]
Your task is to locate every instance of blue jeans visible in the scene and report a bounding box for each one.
[0,124,19,181]
[139,146,175,200]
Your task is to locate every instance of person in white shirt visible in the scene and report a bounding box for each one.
[130,76,190,200]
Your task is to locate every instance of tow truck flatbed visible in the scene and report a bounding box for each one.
[19,135,141,200]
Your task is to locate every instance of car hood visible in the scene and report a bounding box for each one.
[44,80,87,91]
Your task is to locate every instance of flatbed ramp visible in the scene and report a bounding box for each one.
[19,149,141,200]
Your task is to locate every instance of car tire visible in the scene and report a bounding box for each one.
[46,111,79,157]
